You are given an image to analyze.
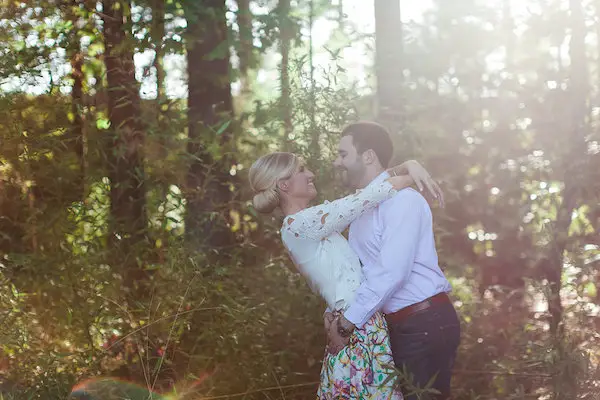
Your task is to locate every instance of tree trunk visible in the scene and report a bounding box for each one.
[596,0,600,129]
[374,0,404,140]
[70,49,85,193]
[279,0,293,150]
[102,0,148,289]
[237,0,252,97]
[184,0,236,251]
[152,0,166,104]
[502,0,514,70]
[174,0,237,373]
[151,0,167,173]
[308,0,319,163]
[495,0,527,309]
[546,0,588,339]
[65,0,86,199]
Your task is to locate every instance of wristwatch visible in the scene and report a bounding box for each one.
[336,318,355,338]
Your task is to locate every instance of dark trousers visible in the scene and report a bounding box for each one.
[387,301,461,400]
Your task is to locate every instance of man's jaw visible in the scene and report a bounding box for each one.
[357,165,385,189]
[336,168,369,190]
[337,170,353,189]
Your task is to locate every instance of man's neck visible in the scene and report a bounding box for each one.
[356,167,386,189]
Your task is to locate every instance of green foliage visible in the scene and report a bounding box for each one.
[1,0,599,399]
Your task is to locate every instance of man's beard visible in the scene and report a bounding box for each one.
[341,164,366,189]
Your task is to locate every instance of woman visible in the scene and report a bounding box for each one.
[248,152,441,399]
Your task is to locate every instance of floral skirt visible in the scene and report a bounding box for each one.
[317,312,403,399]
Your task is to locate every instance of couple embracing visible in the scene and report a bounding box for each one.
[249,121,461,399]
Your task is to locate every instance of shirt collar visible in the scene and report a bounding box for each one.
[356,170,389,193]
[366,170,390,187]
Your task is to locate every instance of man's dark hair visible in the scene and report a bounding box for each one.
[341,121,394,168]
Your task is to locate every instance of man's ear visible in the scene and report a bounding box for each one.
[362,149,377,165]
[277,179,290,193]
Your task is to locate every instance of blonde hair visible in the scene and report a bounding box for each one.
[248,152,300,214]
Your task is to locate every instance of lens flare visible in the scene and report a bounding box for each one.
[70,377,171,400]
[70,370,213,400]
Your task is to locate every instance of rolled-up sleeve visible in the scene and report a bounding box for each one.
[343,190,424,327]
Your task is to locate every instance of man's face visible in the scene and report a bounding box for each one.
[333,135,367,189]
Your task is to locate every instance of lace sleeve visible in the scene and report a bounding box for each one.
[283,180,396,240]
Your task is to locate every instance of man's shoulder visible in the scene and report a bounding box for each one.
[374,188,431,229]
[378,187,430,215]
[387,187,428,206]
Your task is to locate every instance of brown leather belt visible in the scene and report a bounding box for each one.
[385,292,451,325]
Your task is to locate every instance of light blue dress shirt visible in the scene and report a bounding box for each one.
[344,171,452,327]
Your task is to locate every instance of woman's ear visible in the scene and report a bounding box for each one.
[277,179,289,193]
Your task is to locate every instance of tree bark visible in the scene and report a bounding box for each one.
[308,0,319,162]
[374,0,404,139]
[151,0,168,182]
[152,0,166,104]
[493,0,527,309]
[279,0,293,151]
[237,0,252,96]
[546,0,588,339]
[102,0,148,288]
[64,0,86,199]
[184,0,236,251]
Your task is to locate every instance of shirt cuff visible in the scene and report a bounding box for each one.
[343,304,370,328]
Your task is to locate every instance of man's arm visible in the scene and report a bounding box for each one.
[343,189,426,328]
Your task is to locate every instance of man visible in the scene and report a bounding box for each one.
[327,121,461,400]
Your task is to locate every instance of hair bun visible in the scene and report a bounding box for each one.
[248,152,298,214]
[252,187,280,214]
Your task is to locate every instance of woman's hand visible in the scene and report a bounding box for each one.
[326,315,352,355]
[324,312,335,336]
[387,160,445,207]
[387,175,414,191]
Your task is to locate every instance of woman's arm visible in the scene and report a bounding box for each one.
[387,160,445,207]
[284,175,413,240]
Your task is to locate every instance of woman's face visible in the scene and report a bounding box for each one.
[282,162,317,201]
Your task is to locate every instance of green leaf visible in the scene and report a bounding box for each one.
[96,117,111,130]
[584,282,597,298]
[215,119,232,135]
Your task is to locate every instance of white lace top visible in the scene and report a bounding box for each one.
[280,180,397,311]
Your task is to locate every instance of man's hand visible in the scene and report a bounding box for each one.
[326,315,354,355]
